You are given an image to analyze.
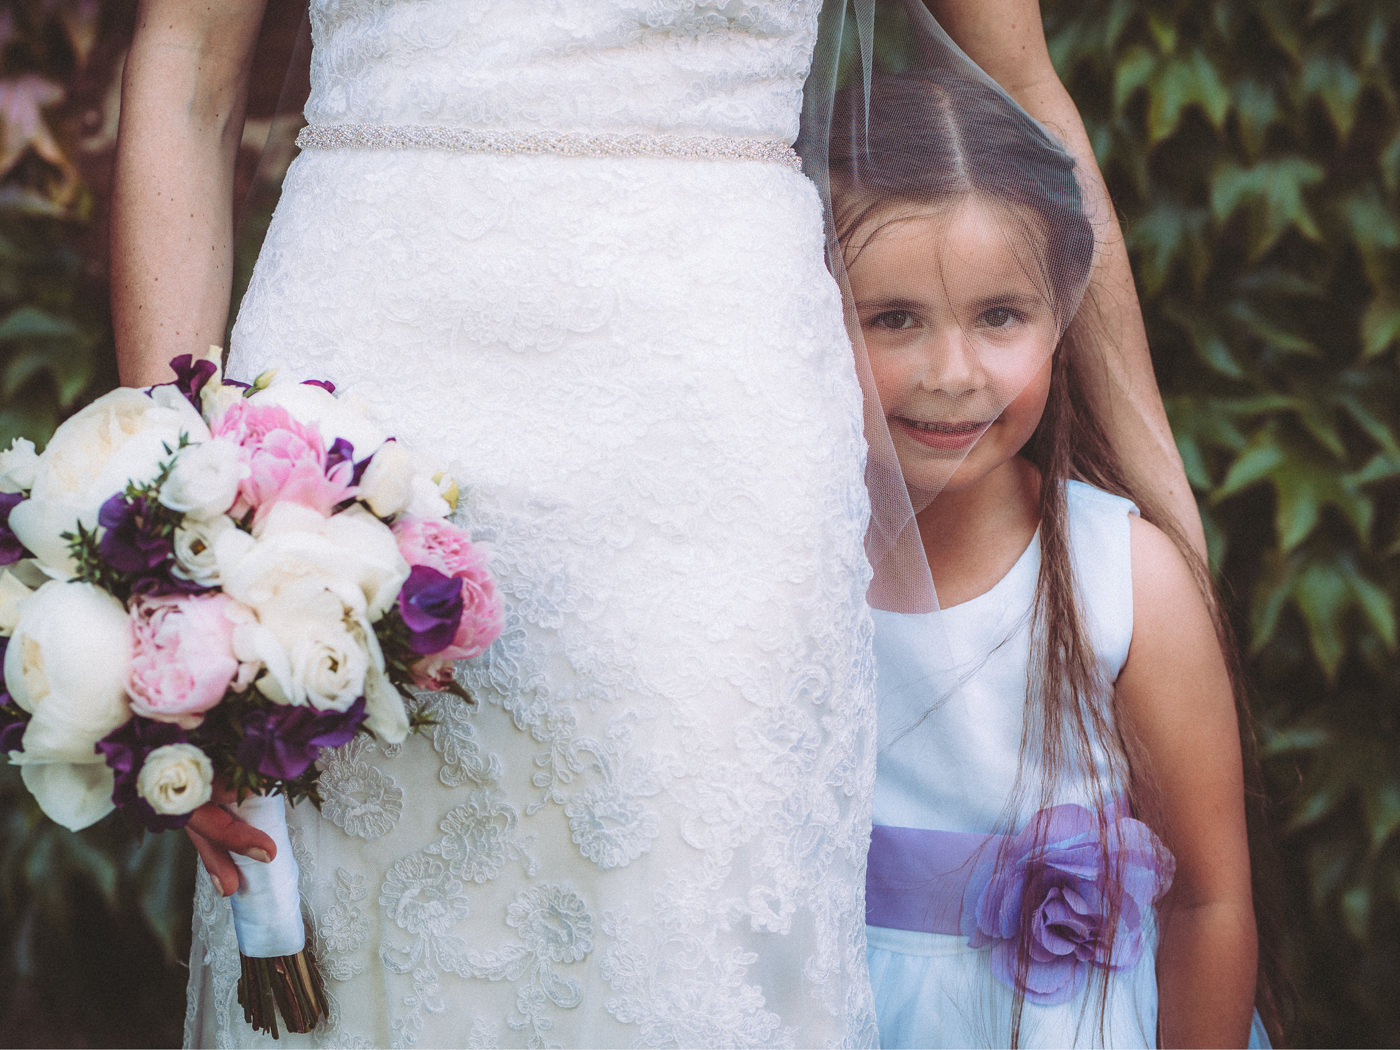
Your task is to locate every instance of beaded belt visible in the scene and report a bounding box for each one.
[295,124,804,172]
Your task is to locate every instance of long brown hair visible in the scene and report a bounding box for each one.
[829,69,1286,1045]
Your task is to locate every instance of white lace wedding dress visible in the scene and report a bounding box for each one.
[184,2,876,1046]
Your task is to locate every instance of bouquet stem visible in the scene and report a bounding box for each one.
[228,794,328,1037]
[238,948,327,1037]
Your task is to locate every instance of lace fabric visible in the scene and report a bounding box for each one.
[185,2,880,1046]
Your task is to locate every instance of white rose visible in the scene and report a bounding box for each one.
[8,386,210,575]
[219,502,408,621]
[136,743,214,815]
[235,582,371,712]
[0,437,39,493]
[5,580,132,830]
[159,438,248,520]
[346,606,409,743]
[248,381,388,462]
[357,440,415,519]
[171,514,237,588]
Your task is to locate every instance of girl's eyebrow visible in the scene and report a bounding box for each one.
[968,290,1048,312]
[853,295,927,313]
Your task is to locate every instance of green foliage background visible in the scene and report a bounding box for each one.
[1,0,1397,1045]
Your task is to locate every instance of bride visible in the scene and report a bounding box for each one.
[112,1,1195,1046]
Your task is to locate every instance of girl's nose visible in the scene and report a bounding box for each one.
[918,327,985,395]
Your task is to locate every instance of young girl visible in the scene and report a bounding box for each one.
[830,71,1271,1047]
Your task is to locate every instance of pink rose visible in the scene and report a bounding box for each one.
[393,518,503,688]
[210,401,353,521]
[126,594,243,729]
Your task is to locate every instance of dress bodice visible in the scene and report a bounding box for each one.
[306,0,823,141]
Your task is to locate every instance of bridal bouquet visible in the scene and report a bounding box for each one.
[0,350,503,1036]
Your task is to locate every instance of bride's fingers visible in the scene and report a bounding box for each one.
[186,825,241,897]
[183,801,278,896]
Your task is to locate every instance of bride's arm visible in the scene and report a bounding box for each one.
[111,0,269,387]
[928,0,1208,559]
[113,1,277,896]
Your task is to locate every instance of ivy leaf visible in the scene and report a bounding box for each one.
[1232,79,1282,160]
[1147,50,1230,145]
[1300,52,1363,139]
[1211,157,1326,256]
[1360,296,1400,359]
[1216,425,1373,552]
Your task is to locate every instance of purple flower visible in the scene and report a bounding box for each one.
[0,491,27,565]
[98,494,172,574]
[236,697,367,781]
[301,378,336,394]
[96,716,192,831]
[168,354,219,409]
[0,638,27,753]
[397,564,464,654]
[962,802,1174,1005]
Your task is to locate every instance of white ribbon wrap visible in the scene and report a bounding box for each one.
[227,793,306,958]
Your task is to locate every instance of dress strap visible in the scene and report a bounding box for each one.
[295,124,804,171]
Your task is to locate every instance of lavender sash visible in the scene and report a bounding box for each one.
[866,802,1175,1005]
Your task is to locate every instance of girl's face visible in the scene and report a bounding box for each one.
[846,197,1060,508]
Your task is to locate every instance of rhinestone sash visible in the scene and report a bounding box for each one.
[295,124,804,171]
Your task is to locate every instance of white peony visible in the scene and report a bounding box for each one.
[5,580,133,830]
[137,743,214,815]
[234,580,373,712]
[218,502,409,621]
[0,568,33,634]
[171,514,236,588]
[0,437,39,493]
[8,386,210,576]
[248,381,389,462]
[158,438,248,519]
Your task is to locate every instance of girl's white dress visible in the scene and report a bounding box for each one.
[183,3,877,1047]
[867,482,1160,1048]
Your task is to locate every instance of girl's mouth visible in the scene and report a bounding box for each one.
[892,416,990,451]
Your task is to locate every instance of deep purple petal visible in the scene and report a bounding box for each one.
[168,354,218,409]
[301,379,336,393]
[98,495,172,574]
[397,565,464,654]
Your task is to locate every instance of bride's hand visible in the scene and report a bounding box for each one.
[184,782,277,898]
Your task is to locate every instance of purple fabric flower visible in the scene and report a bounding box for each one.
[98,494,172,574]
[397,564,465,654]
[236,697,367,781]
[961,801,1174,1006]
[168,354,219,409]
[96,716,192,831]
[0,491,27,565]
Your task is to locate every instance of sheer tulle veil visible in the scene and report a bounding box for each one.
[798,0,1104,618]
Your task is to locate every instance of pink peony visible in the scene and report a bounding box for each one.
[393,517,503,689]
[210,400,353,521]
[126,594,243,729]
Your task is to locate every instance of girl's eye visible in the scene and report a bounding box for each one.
[871,309,916,331]
[980,306,1020,328]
